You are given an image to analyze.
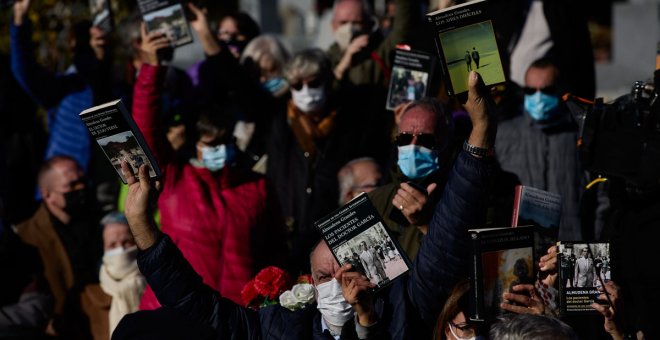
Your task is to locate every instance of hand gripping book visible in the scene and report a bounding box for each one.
[314,193,411,293]
[386,48,436,110]
[468,226,534,322]
[557,242,611,316]
[89,0,113,33]
[79,99,161,184]
[426,0,505,97]
[511,185,562,261]
[137,0,193,48]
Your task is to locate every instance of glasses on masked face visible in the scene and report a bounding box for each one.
[449,320,476,339]
[523,85,559,96]
[290,77,323,91]
[394,132,437,150]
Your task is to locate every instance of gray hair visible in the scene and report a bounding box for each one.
[337,157,378,205]
[283,49,332,85]
[100,211,129,227]
[240,34,291,74]
[489,314,579,340]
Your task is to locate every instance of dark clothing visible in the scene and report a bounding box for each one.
[471,50,480,68]
[115,151,494,339]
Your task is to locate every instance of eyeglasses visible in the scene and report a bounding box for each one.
[523,85,559,95]
[449,321,476,339]
[394,132,437,149]
[290,78,323,91]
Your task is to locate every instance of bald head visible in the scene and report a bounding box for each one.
[38,156,83,191]
[332,0,371,32]
[338,158,382,205]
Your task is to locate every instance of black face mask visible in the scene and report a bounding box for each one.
[63,188,89,216]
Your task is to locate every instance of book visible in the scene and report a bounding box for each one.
[468,226,535,322]
[386,48,436,110]
[511,185,562,260]
[557,242,611,315]
[315,193,411,292]
[90,0,113,32]
[137,0,193,48]
[79,99,161,184]
[426,0,505,97]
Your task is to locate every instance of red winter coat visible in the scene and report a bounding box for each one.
[133,64,287,308]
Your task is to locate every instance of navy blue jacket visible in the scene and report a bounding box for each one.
[114,151,493,339]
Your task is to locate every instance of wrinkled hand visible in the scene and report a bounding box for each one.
[464,71,494,150]
[592,281,624,340]
[539,245,558,287]
[140,22,170,66]
[89,27,108,60]
[336,264,376,326]
[13,0,31,26]
[121,161,159,250]
[500,284,546,315]
[392,182,437,226]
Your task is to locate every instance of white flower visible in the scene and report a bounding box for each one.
[291,283,315,304]
[279,290,302,311]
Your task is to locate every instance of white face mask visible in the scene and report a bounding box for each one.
[448,322,478,340]
[102,246,139,280]
[316,278,353,326]
[291,84,327,113]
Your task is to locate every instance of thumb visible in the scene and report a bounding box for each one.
[426,183,437,196]
[467,71,486,105]
[140,22,148,41]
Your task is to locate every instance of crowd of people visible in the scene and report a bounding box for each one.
[0,0,657,339]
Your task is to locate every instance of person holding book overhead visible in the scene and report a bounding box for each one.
[112,71,497,339]
[130,24,287,308]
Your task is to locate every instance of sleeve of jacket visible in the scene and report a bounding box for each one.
[407,151,494,327]
[132,64,174,167]
[9,21,85,109]
[138,234,261,339]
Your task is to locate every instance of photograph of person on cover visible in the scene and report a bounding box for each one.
[563,243,610,289]
[144,4,192,46]
[480,246,533,317]
[386,67,429,110]
[333,222,408,287]
[438,21,505,94]
[97,130,157,183]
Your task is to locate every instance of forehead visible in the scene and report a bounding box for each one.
[525,66,558,88]
[334,1,364,21]
[352,161,380,178]
[399,107,437,134]
[103,223,131,240]
[311,242,339,277]
[219,17,238,32]
[50,160,82,185]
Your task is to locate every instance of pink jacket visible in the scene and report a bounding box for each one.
[133,64,286,308]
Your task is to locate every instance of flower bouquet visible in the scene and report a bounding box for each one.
[241,267,315,311]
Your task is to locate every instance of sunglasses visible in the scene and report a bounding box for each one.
[290,78,323,91]
[395,132,437,149]
[523,85,559,95]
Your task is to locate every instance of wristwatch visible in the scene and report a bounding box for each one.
[463,140,494,157]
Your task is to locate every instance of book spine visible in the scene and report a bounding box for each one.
[468,232,485,322]
[510,185,523,227]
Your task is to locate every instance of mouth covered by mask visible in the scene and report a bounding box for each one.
[397,145,440,180]
[198,144,236,171]
[103,246,139,279]
[316,278,354,326]
[334,23,365,50]
[263,76,288,95]
[524,91,561,122]
[63,188,89,216]
[291,84,327,113]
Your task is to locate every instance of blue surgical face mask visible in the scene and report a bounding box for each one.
[263,76,288,95]
[397,145,439,180]
[524,91,560,121]
[198,144,236,171]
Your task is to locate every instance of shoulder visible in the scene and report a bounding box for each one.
[259,304,316,338]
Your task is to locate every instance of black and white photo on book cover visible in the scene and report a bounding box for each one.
[332,221,408,287]
[140,1,192,47]
[558,242,611,314]
[97,130,157,183]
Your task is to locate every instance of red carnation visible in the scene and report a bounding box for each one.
[297,274,313,284]
[254,266,292,299]
[241,279,260,307]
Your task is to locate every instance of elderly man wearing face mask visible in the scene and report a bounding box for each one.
[113,70,496,339]
[131,25,287,309]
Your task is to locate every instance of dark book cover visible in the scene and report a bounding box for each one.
[511,185,561,261]
[426,0,505,97]
[137,0,193,48]
[315,193,411,293]
[558,242,611,316]
[79,99,161,184]
[90,0,113,33]
[386,48,436,110]
[468,226,534,322]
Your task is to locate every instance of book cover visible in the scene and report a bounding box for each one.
[468,226,535,322]
[137,0,193,48]
[315,193,411,293]
[511,185,562,260]
[79,99,161,184]
[426,0,505,97]
[90,0,113,32]
[558,242,611,315]
[386,48,436,110]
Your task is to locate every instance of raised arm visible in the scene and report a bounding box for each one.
[408,71,496,327]
[131,24,174,167]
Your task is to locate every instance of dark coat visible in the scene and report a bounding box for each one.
[114,151,494,339]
